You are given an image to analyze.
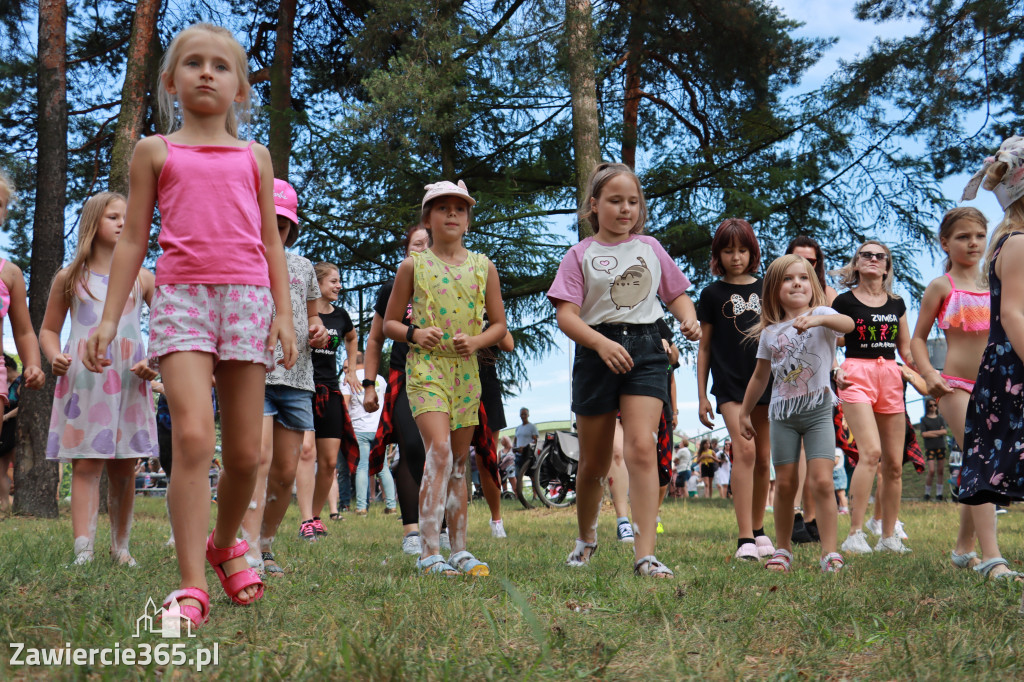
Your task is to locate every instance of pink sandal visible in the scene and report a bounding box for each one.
[161,587,210,628]
[205,532,264,605]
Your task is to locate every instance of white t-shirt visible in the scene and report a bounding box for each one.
[547,235,691,325]
[342,368,388,433]
[514,422,539,449]
[755,306,842,421]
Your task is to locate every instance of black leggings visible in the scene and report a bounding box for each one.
[392,381,427,526]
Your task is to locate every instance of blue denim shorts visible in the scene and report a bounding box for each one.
[571,323,669,416]
[264,384,315,432]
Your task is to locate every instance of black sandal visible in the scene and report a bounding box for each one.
[261,551,284,576]
[329,513,343,521]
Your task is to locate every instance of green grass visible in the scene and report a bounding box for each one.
[2,480,1023,680]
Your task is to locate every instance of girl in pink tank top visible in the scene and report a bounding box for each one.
[83,23,298,628]
[910,207,1016,580]
[0,170,46,513]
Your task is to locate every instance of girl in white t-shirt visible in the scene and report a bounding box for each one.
[739,255,854,573]
[548,163,701,578]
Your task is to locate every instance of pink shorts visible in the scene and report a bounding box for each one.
[148,283,274,370]
[838,357,904,414]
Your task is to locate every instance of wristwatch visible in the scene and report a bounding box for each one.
[406,324,418,344]
[361,378,376,388]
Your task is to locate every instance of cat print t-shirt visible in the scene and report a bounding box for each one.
[547,235,691,325]
[756,306,843,421]
[697,278,769,407]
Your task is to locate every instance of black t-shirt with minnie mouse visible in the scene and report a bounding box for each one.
[697,278,770,409]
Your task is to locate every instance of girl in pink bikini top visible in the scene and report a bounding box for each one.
[937,272,989,334]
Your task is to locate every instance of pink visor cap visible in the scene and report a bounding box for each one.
[273,179,299,225]
[421,180,476,209]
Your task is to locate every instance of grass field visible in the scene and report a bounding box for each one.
[2,469,1023,680]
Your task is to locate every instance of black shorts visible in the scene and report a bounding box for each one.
[313,388,346,439]
[700,463,716,479]
[571,323,668,416]
[926,447,946,462]
[479,364,506,431]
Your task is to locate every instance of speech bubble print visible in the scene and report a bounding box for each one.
[591,256,618,274]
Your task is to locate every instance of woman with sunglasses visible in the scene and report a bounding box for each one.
[832,241,914,555]
[783,237,839,544]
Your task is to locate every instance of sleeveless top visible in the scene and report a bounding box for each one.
[153,135,269,288]
[937,273,989,332]
[409,249,487,358]
[0,259,11,319]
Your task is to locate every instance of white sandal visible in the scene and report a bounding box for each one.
[634,555,674,578]
[566,539,597,567]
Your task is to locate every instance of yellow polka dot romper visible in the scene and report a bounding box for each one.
[406,249,488,430]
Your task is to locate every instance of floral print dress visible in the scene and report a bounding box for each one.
[960,231,1024,505]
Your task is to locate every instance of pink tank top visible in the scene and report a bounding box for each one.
[154,135,270,288]
[937,273,989,332]
[0,259,10,318]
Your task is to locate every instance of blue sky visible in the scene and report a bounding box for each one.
[505,0,1006,435]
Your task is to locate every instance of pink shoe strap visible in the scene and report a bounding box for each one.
[220,567,264,603]
[206,532,250,564]
[163,588,210,624]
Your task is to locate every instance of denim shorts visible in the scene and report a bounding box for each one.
[264,384,315,432]
[571,323,668,416]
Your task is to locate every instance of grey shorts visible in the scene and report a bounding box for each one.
[770,400,835,467]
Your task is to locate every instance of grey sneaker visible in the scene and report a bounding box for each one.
[865,517,883,536]
[841,530,873,554]
[875,534,912,554]
[402,533,422,556]
[439,530,451,552]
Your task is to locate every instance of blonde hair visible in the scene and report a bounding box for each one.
[747,254,826,340]
[63,192,131,307]
[0,169,15,206]
[937,207,987,273]
[158,23,251,137]
[981,161,1024,286]
[580,162,648,235]
[835,240,897,296]
[314,261,338,283]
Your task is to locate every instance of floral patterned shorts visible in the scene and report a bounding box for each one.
[148,283,274,370]
[405,349,480,430]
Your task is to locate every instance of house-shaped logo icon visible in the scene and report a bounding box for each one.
[133,597,196,639]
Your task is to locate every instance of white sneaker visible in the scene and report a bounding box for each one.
[841,530,873,554]
[401,533,422,555]
[865,518,883,536]
[875,534,912,553]
[894,519,908,540]
[439,530,451,552]
[490,519,507,539]
[616,521,635,543]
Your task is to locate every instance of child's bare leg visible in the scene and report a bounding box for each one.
[446,426,476,553]
[310,431,334,519]
[938,391,984,563]
[575,411,617,545]
[295,435,317,520]
[619,395,663,561]
[161,352,217,607]
[808,457,839,556]
[608,421,629,518]
[106,458,137,564]
[721,402,770,537]
[70,458,104,560]
[415,412,455,557]
[772,462,799,554]
[0,453,12,512]
[327,469,340,515]
[260,423,304,556]
[241,416,274,563]
[211,359,266,603]
[476,452,502,522]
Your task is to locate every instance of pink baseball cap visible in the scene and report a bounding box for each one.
[421,180,476,209]
[273,179,299,225]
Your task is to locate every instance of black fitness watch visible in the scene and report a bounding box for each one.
[361,378,376,388]
[406,324,418,344]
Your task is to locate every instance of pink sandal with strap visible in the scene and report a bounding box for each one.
[161,587,210,628]
[205,532,264,605]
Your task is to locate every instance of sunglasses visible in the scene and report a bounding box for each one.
[858,251,888,262]
[805,257,818,267]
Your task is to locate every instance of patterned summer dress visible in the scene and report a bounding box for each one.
[960,231,1024,505]
[46,272,158,460]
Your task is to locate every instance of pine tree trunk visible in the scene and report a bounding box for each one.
[621,0,646,170]
[269,0,297,179]
[15,0,67,518]
[565,0,601,240]
[109,0,161,195]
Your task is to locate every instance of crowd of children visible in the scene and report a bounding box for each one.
[4,21,1024,627]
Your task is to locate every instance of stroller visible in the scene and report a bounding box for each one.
[531,430,579,508]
